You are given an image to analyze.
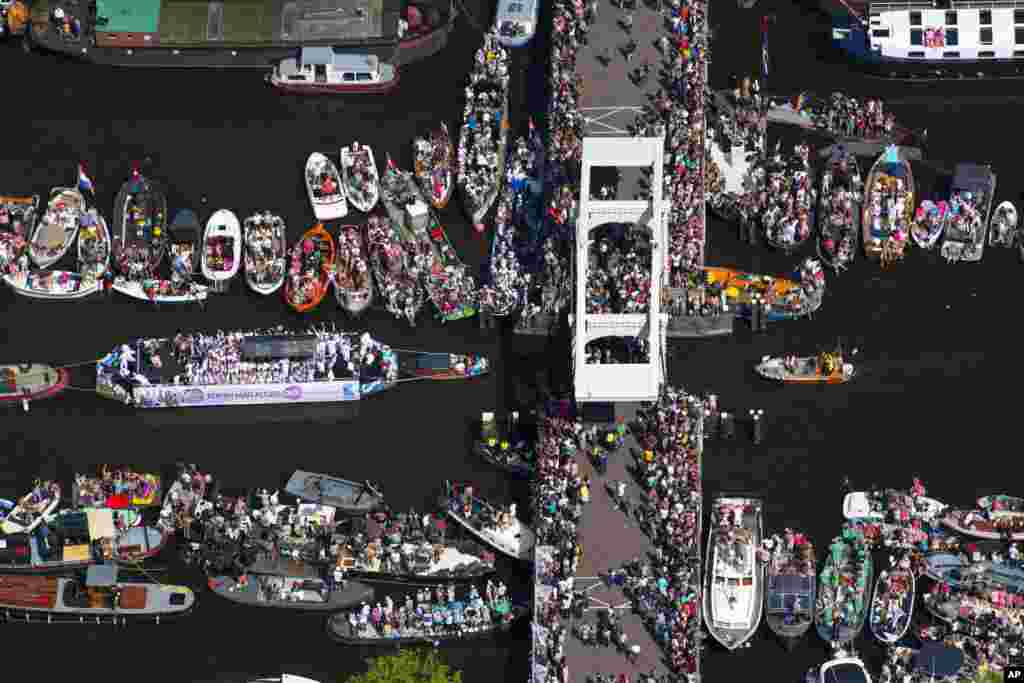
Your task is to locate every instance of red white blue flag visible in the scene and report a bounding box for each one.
[77,163,96,194]
[761,16,770,82]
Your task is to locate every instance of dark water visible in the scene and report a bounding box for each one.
[0,0,1022,680]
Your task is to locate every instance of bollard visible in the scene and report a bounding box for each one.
[751,409,765,444]
[720,411,735,439]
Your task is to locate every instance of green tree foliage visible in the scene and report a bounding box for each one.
[344,650,463,683]
[968,671,1003,683]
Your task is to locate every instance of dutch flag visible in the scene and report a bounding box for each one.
[761,15,771,82]
[78,163,96,194]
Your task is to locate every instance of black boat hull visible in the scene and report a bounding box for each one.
[326,604,527,645]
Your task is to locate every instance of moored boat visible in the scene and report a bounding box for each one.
[0,482,61,535]
[305,153,348,221]
[326,582,525,644]
[868,565,915,643]
[167,209,201,282]
[706,259,826,323]
[0,565,195,623]
[761,144,816,252]
[817,148,862,273]
[333,225,374,316]
[284,224,336,313]
[862,146,914,264]
[0,364,68,407]
[909,200,948,250]
[112,276,209,304]
[76,209,111,279]
[0,195,38,242]
[442,482,534,562]
[943,508,1024,541]
[201,209,242,292]
[28,187,85,269]
[474,412,534,479]
[243,212,287,296]
[494,0,538,47]
[703,496,764,651]
[365,212,427,326]
[764,531,816,650]
[940,164,995,263]
[249,677,320,683]
[4,268,101,300]
[814,529,873,645]
[989,201,1018,247]
[340,142,380,214]
[422,214,478,322]
[209,558,374,611]
[111,170,168,277]
[284,471,384,516]
[755,350,854,384]
[413,123,454,209]
[267,50,399,95]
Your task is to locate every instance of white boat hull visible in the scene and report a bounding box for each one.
[306,152,348,220]
[340,145,380,213]
[112,278,209,304]
[29,187,85,269]
[843,492,885,521]
[3,271,101,300]
[445,508,535,562]
[201,209,242,284]
[77,210,112,278]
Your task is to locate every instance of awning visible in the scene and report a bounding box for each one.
[87,508,116,540]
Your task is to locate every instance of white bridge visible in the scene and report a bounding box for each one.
[573,136,668,404]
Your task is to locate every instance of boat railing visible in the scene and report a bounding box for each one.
[872,0,1024,9]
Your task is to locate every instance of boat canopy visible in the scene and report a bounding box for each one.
[766,575,812,611]
[87,509,116,540]
[240,335,319,360]
[299,48,379,73]
[952,163,992,193]
[86,563,118,587]
[912,643,963,678]
[247,557,321,578]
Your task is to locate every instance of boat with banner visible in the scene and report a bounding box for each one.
[285,224,336,313]
[764,531,816,650]
[333,225,374,316]
[703,496,764,651]
[77,209,111,280]
[863,146,914,264]
[457,31,510,227]
[340,143,380,214]
[201,209,242,293]
[284,471,385,516]
[442,482,534,562]
[817,148,863,273]
[940,163,996,263]
[814,528,873,645]
[243,212,287,296]
[422,214,478,321]
[209,557,373,611]
[365,213,427,326]
[94,326,489,409]
[909,200,948,250]
[305,153,348,221]
[111,169,168,278]
[868,566,915,643]
[0,564,195,623]
[0,364,68,407]
[756,350,855,384]
[413,123,454,209]
[28,187,85,269]
[326,582,525,644]
[988,201,1018,248]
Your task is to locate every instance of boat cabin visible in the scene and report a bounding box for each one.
[866,1,1024,61]
[282,48,387,85]
[494,0,537,45]
[62,564,151,611]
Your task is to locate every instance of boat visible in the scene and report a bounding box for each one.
[868,566,915,643]
[909,200,948,250]
[340,143,380,213]
[0,482,61,535]
[413,123,454,209]
[284,224,336,313]
[812,650,872,683]
[112,277,209,304]
[988,201,1018,247]
[111,170,168,278]
[0,363,68,406]
[920,552,968,584]
[0,195,38,241]
[76,209,111,280]
[863,146,914,263]
[249,677,320,683]
[71,467,162,510]
[457,31,510,227]
[817,148,863,273]
[703,496,764,651]
[95,326,488,409]
[473,412,534,478]
[978,494,1024,512]
[285,471,385,516]
[28,187,85,269]
[843,492,886,522]
[755,350,855,384]
[268,50,399,95]
[422,214,479,321]
[765,91,924,151]
[761,145,816,252]
[0,564,195,622]
[243,212,287,295]
[442,482,535,562]
[764,532,816,650]
[333,225,374,316]
[943,508,1024,541]
[365,212,427,326]
[167,209,202,282]
[705,259,826,323]
[201,209,242,292]
[326,583,526,644]
[494,0,538,47]
[940,164,996,263]
[210,558,373,612]
[4,268,101,300]
[305,153,348,221]
[814,529,873,645]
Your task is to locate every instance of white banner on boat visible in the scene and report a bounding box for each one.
[134,380,360,408]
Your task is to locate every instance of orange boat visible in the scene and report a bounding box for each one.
[703,266,799,303]
[284,224,336,313]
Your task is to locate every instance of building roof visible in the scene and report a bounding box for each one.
[96,0,162,33]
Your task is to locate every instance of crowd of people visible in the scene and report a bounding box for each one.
[810,93,897,142]
[365,213,426,325]
[586,224,653,314]
[940,189,986,263]
[758,144,817,249]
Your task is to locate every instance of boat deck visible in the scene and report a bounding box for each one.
[0,574,59,609]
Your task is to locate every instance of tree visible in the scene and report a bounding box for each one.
[344,650,463,683]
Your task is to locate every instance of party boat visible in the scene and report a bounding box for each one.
[442,482,534,562]
[814,529,873,645]
[413,122,454,209]
[943,507,1024,541]
[988,201,1018,248]
[333,225,374,316]
[285,471,385,516]
[243,212,287,295]
[868,566,915,643]
[703,496,764,651]
[704,259,826,323]
[95,326,489,409]
[0,482,60,536]
[77,209,111,279]
[340,143,380,214]
[909,200,948,250]
[365,213,427,326]
[305,153,348,221]
[755,350,855,384]
[201,209,242,293]
[862,146,914,264]
[940,163,996,263]
[422,214,479,322]
[284,224,336,313]
[167,209,201,280]
[209,557,374,612]
[765,533,816,650]
[28,187,85,269]
[0,195,38,241]
[4,266,101,300]
[111,169,168,277]
[0,364,68,407]
[816,148,863,273]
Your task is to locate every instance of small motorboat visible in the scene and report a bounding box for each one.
[422,214,479,322]
[868,566,915,643]
[76,209,111,280]
[442,482,535,562]
[284,471,385,516]
[762,145,816,252]
[284,223,336,313]
[28,187,85,269]
[365,213,426,326]
[326,583,526,644]
[943,507,1024,541]
[167,209,201,281]
[473,411,534,479]
[940,164,996,264]
[4,268,100,300]
[764,532,816,650]
[909,200,948,250]
[705,259,826,323]
[809,649,872,683]
[920,552,968,584]
[816,149,862,273]
[842,492,886,521]
[0,363,67,407]
[703,496,765,650]
[978,494,1024,511]
[209,558,374,612]
[267,51,399,95]
[814,529,873,645]
[333,224,374,316]
[305,153,348,221]
[413,123,454,209]
[0,565,195,623]
[862,146,914,264]
[112,277,209,304]
[0,481,61,535]
[988,200,1018,248]
[201,209,241,293]
[243,212,287,295]
[111,170,168,277]
[756,350,854,384]
[339,142,380,213]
